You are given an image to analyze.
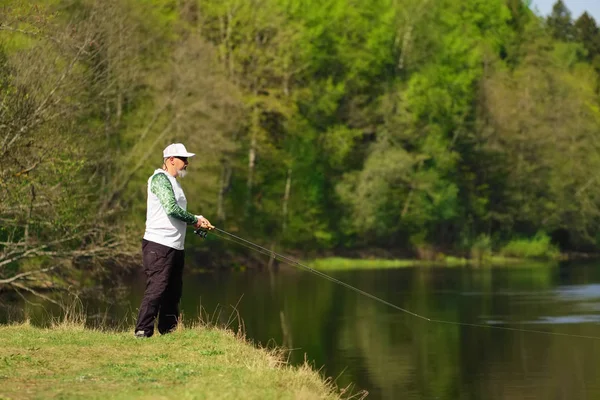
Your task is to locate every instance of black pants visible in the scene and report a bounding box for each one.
[135,239,185,337]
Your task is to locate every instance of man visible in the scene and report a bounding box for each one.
[134,143,213,338]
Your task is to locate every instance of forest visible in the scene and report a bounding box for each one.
[2,0,600,289]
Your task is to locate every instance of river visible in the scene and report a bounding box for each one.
[2,261,600,399]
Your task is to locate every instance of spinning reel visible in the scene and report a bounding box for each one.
[194,228,208,238]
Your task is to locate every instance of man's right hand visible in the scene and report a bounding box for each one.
[195,216,214,230]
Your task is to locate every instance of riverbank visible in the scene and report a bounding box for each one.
[194,245,560,272]
[307,255,556,270]
[202,232,567,271]
[0,322,342,400]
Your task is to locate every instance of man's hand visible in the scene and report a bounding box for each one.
[195,215,214,230]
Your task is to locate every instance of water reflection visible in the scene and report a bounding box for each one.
[2,262,600,399]
[555,284,600,300]
[532,315,600,324]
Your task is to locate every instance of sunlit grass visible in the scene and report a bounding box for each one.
[0,320,347,400]
[500,233,561,260]
[309,257,417,270]
[310,255,556,270]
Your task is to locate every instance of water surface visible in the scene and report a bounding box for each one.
[3,261,600,399]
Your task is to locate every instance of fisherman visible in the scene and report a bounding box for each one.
[134,143,214,338]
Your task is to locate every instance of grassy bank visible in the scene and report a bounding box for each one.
[308,234,562,271]
[308,257,417,270]
[0,322,341,400]
[309,255,556,271]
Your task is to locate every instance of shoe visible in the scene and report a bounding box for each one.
[134,330,149,338]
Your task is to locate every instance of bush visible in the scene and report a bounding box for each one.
[500,232,561,260]
[470,234,493,264]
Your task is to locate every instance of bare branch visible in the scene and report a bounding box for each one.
[14,161,42,177]
[0,244,52,268]
[10,281,61,306]
[1,37,89,155]
[0,266,57,285]
[102,117,177,210]
[0,234,81,268]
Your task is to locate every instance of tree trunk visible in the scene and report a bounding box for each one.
[282,167,292,232]
[217,161,232,221]
[24,184,35,243]
[398,25,413,70]
[115,18,123,130]
[246,105,259,211]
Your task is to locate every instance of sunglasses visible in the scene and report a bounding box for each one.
[173,156,188,163]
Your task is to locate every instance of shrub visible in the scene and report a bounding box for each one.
[500,232,560,260]
[470,234,493,264]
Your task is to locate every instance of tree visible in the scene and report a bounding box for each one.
[480,20,600,247]
[0,12,127,295]
[575,13,600,54]
[337,0,512,249]
[574,12,600,79]
[0,0,241,295]
[547,0,575,41]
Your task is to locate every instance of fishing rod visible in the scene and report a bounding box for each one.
[194,227,600,340]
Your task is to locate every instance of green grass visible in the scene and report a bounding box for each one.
[309,257,417,270]
[309,233,562,271]
[0,321,343,400]
[309,255,556,270]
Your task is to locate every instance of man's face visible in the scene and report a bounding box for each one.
[172,156,189,177]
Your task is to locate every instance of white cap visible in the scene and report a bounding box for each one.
[163,143,195,158]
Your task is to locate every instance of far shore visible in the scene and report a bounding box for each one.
[306,255,561,270]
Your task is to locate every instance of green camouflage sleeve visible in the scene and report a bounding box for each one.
[150,173,198,225]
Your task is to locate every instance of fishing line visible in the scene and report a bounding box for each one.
[206,228,427,320]
[196,227,600,340]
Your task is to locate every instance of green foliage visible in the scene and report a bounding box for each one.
[4,0,600,279]
[547,0,575,41]
[575,12,600,61]
[500,232,561,260]
[470,234,493,263]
